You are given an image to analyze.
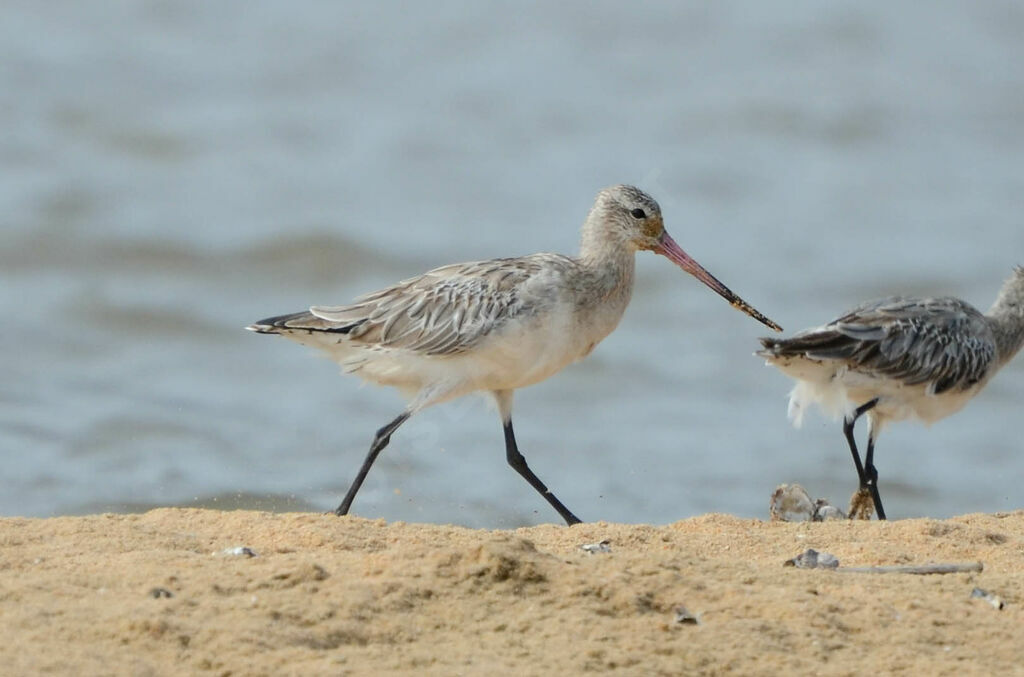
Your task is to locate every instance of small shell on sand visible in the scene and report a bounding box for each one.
[216,546,257,558]
[813,499,846,521]
[770,484,814,521]
[580,539,611,554]
[674,606,699,625]
[770,484,846,522]
[971,587,1005,610]
[785,548,840,569]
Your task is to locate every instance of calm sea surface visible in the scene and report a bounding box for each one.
[2,2,1023,526]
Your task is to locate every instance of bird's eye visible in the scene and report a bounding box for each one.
[630,208,646,219]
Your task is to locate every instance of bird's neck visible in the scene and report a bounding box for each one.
[576,230,637,302]
[986,279,1024,365]
[578,210,636,264]
[988,314,1024,366]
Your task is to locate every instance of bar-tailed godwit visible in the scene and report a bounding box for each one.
[249,185,782,524]
[758,267,1024,519]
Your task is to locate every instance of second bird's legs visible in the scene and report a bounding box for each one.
[503,419,582,526]
[842,398,886,520]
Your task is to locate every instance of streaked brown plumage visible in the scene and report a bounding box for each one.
[250,185,781,524]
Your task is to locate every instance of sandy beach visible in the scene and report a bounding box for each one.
[1,508,1021,675]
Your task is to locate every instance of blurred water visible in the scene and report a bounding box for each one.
[2,1,1023,526]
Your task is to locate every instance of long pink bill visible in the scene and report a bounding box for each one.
[656,231,783,332]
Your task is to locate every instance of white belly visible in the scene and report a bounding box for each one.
[768,355,983,430]
[308,301,614,408]
[442,308,605,391]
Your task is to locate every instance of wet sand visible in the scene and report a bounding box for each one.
[1,509,1021,675]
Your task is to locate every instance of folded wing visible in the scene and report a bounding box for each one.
[759,297,997,395]
[252,256,564,357]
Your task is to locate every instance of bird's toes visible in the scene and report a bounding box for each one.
[847,488,875,520]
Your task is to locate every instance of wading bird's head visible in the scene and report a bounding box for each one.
[587,184,783,332]
[590,184,665,252]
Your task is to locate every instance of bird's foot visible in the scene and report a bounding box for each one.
[847,487,875,520]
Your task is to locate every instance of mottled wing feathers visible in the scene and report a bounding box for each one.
[760,297,997,394]
[265,256,563,356]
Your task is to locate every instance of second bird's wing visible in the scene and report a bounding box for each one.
[760,296,997,394]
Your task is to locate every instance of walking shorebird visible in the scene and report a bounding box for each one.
[758,267,1024,519]
[248,185,781,525]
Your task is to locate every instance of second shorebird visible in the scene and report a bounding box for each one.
[249,185,781,525]
[758,268,1024,519]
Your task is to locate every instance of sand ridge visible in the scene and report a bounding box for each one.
[1,509,1022,675]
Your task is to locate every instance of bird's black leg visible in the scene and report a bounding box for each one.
[842,415,868,486]
[503,419,582,526]
[842,398,885,520]
[335,412,410,516]
[863,430,886,520]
